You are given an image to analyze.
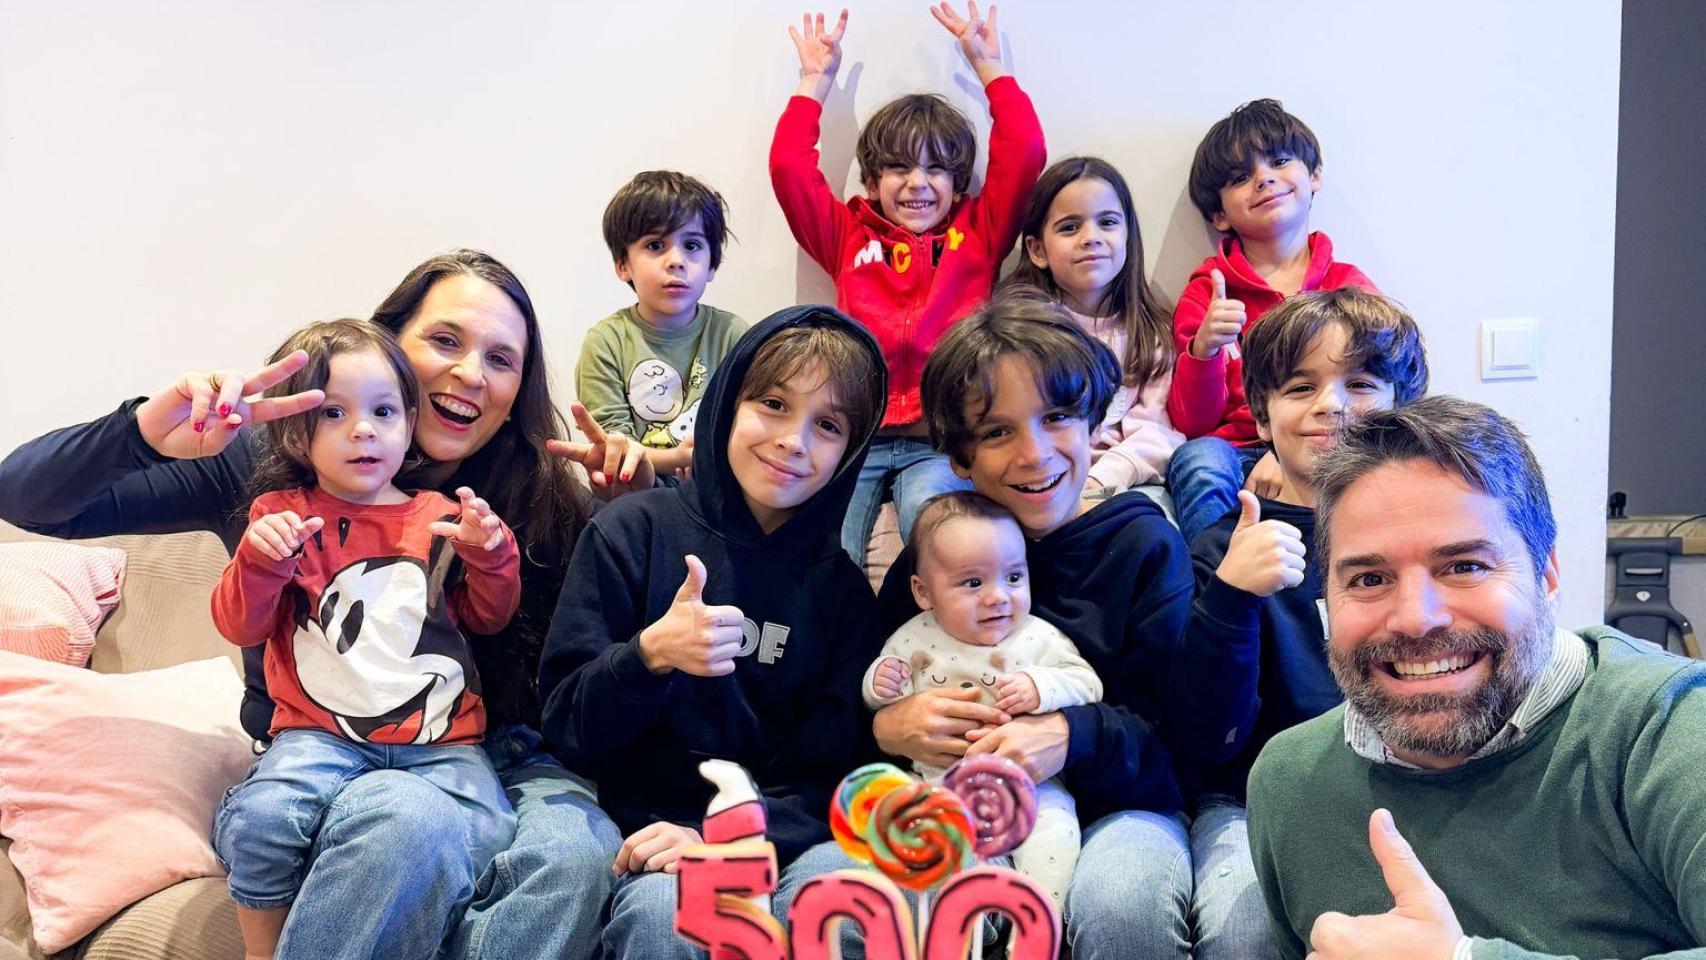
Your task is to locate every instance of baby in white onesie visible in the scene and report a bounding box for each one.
[863,492,1102,906]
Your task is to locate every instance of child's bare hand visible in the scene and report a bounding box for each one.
[428,487,506,551]
[613,822,704,876]
[1192,269,1246,359]
[872,656,911,699]
[638,555,746,677]
[1216,491,1306,597]
[1244,449,1285,499]
[247,510,324,563]
[993,672,1040,715]
[789,9,847,79]
[931,2,1003,79]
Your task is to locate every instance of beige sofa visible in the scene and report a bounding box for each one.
[0,520,244,960]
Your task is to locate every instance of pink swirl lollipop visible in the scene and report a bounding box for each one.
[942,754,1038,858]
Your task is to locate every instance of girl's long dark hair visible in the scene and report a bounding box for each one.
[371,249,592,572]
[1002,156,1174,392]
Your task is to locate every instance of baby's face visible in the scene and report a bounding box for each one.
[911,515,1031,647]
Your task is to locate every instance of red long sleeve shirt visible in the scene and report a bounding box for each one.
[211,487,520,746]
[769,76,1047,428]
[1167,233,1377,442]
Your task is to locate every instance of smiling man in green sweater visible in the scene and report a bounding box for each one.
[1246,396,1706,960]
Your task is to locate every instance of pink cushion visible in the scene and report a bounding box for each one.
[0,542,126,666]
[0,652,253,953]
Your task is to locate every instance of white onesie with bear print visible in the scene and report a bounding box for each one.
[861,611,1102,907]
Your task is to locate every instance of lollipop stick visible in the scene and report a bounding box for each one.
[919,891,931,954]
[972,908,985,960]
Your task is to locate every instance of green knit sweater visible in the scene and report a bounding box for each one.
[1247,628,1706,960]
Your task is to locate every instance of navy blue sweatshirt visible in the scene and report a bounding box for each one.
[1171,497,1340,801]
[0,400,572,741]
[875,491,1192,822]
[539,306,887,866]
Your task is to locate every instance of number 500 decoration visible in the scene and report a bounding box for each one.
[675,759,1060,960]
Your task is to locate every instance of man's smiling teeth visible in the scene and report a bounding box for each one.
[1390,654,1475,679]
[1011,473,1064,493]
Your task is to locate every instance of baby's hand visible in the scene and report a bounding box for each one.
[872,656,911,699]
[1216,491,1306,598]
[993,672,1040,715]
[246,510,324,563]
[427,487,506,551]
[1192,269,1246,359]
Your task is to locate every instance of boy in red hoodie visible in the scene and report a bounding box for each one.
[1164,99,1377,548]
[770,4,1047,567]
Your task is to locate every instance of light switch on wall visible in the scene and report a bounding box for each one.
[1480,318,1540,380]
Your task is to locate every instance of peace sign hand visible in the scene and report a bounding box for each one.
[136,350,325,460]
[546,402,657,501]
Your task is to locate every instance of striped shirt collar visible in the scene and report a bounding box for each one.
[1344,627,1589,769]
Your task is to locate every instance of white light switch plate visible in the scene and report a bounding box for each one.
[1480,318,1540,381]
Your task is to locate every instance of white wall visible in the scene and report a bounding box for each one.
[0,0,1620,628]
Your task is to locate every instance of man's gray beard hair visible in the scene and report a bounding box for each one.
[1329,598,1555,760]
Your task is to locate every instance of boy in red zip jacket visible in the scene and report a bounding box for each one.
[1164,98,1378,549]
[770,3,1047,567]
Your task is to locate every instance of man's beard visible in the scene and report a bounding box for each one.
[1329,601,1555,761]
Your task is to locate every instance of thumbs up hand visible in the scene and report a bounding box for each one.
[1305,810,1464,960]
[637,555,747,677]
[1215,491,1307,597]
[1191,269,1247,359]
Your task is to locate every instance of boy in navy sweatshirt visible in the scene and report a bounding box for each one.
[871,294,1196,958]
[1167,287,1428,960]
[539,306,886,960]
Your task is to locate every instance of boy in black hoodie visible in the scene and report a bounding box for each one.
[1166,288,1428,960]
[539,306,886,960]
[871,294,1196,959]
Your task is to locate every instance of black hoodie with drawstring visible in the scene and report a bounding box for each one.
[538,305,886,866]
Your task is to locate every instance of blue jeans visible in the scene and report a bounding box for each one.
[601,839,851,959]
[841,436,972,565]
[1189,796,1284,960]
[1066,809,1193,960]
[1168,438,1267,549]
[450,725,623,960]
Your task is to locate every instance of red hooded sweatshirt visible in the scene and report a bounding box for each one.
[1167,232,1376,442]
[769,76,1046,428]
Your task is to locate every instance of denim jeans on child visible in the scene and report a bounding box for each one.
[1188,795,1284,960]
[841,436,972,565]
[450,724,624,960]
[1167,437,1268,549]
[211,729,511,941]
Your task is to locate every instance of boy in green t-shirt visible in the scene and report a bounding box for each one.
[576,171,748,475]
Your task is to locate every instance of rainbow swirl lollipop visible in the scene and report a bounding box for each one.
[866,781,975,891]
[942,754,1039,858]
[829,763,913,863]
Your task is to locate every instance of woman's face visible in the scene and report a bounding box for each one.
[395,274,528,468]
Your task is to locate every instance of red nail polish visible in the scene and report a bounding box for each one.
[194,421,204,433]
[218,404,231,417]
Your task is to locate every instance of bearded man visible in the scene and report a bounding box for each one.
[1245,396,1706,960]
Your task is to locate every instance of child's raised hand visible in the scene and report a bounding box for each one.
[136,350,326,461]
[789,9,848,80]
[1192,269,1247,360]
[428,487,506,551]
[246,510,324,563]
[638,555,746,677]
[872,656,912,700]
[1216,491,1307,597]
[993,672,1040,715]
[931,2,1003,80]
